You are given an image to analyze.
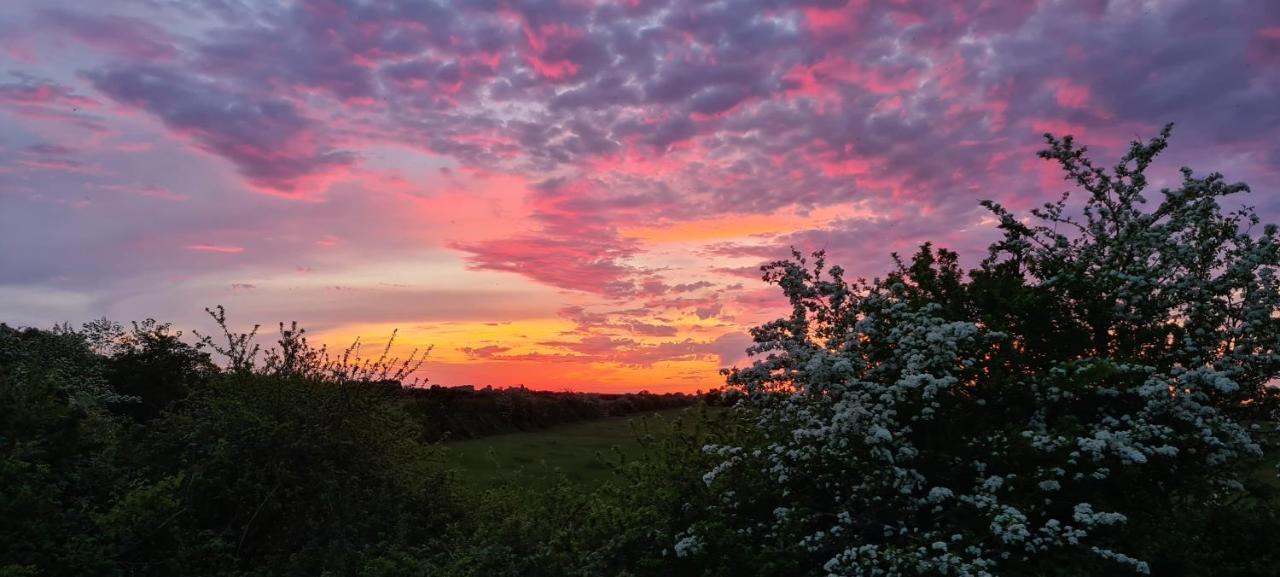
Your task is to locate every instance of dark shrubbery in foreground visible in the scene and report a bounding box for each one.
[0,314,706,577]
[0,320,464,577]
[5,129,1280,576]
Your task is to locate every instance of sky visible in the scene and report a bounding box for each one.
[1,0,1278,392]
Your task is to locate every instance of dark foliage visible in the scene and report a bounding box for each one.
[402,385,694,442]
[0,313,702,577]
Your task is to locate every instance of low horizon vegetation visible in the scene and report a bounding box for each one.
[4,126,1280,576]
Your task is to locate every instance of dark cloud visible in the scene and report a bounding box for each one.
[24,143,77,156]
[85,65,354,194]
[555,305,682,337]
[459,345,512,359]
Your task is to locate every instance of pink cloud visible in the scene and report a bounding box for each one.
[1048,78,1091,109]
[0,77,97,108]
[185,243,244,254]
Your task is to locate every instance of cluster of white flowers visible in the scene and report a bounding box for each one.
[686,128,1280,575]
[672,532,705,558]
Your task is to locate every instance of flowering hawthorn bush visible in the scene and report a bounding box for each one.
[685,126,1280,576]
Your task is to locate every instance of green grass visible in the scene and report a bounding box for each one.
[442,407,695,488]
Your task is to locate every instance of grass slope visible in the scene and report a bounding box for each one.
[443,407,692,488]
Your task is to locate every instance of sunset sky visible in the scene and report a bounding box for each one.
[2,0,1278,391]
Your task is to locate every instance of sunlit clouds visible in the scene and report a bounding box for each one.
[2,0,1278,391]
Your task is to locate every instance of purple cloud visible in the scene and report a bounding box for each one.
[39,8,177,61]
[85,65,354,195]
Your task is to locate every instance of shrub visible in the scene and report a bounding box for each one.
[88,318,217,420]
[0,312,465,577]
[683,126,1280,576]
[111,309,462,576]
[0,324,125,575]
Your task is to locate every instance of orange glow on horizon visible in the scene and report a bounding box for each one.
[308,318,731,393]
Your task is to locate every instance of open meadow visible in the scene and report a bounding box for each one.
[444,407,700,488]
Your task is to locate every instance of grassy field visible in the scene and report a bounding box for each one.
[442,407,696,488]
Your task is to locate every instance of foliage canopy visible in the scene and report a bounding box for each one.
[684,125,1280,576]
